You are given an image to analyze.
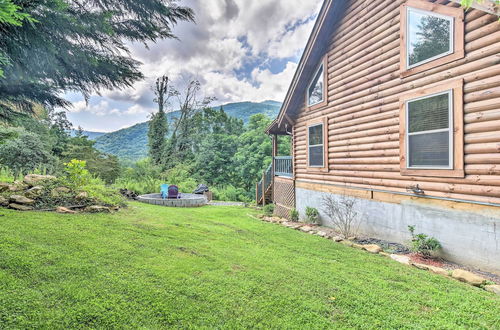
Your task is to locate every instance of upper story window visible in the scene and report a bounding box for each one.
[308,64,324,106]
[407,8,453,68]
[306,56,328,110]
[399,79,464,178]
[400,0,464,77]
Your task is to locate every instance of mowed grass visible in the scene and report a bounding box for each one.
[0,203,498,329]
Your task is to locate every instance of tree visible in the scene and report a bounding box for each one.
[148,76,170,165]
[0,0,194,119]
[165,79,215,165]
[0,128,57,174]
[62,135,120,184]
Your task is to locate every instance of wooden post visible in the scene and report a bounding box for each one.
[271,134,278,203]
[255,182,259,205]
[262,171,266,206]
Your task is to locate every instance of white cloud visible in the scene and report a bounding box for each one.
[66,0,320,131]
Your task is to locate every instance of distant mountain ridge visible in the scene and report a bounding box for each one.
[92,100,282,163]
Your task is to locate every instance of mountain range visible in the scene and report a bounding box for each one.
[80,100,282,163]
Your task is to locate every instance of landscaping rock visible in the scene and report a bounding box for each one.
[363,244,382,254]
[413,263,449,276]
[23,174,56,186]
[331,236,343,242]
[0,182,9,192]
[300,225,313,232]
[85,205,111,213]
[390,254,411,265]
[451,269,487,287]
[56,206,77,214]
[484,285,500,295]
[8,183,26,192]
[0,196,8,206]
[9,203,33,211]
[25,186,43,199]
[76,191,89,200]
[51,187,71,197]
[9,195,35,205]
[316,231,328,237]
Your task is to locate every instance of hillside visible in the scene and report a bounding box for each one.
[70,130,106,140]
[94,100,281,163]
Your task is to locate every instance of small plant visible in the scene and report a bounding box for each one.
[263,204,274,217]
[305,207,320,224]
[322,195,360,238]
[290,209,299,222]
[408,225,442,257]
[63,159,91,188]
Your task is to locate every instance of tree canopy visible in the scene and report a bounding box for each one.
[0,0,194,119]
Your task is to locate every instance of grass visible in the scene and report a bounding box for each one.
[0,203,498,329]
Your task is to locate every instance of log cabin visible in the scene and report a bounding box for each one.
[258,0,500,273]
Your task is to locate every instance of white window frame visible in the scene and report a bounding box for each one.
[405,90,454,170]
[308,123,324,168]
[406,6,454,70]
[307,63,324,107]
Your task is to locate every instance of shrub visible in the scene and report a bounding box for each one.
[322,194,360,238]
[305,207,320,224]
[408,225,442,257]
[63,159,92,188]
[263,204,274,217]
[211,185,251,202]
[290,209,299,222]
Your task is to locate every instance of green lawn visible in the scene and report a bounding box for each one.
[0,203,498,329]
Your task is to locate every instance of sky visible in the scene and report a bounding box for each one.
[65,0,321,132]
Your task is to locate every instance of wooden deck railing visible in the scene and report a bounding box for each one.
[256,157,293,204]
[274,156,293,177]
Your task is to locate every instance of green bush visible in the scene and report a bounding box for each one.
[408,225,442,257]
[305,207,320,224]
[63,159,92,188]
[263,204,274,217]
[290,209,299,222]
[211,185,252,202]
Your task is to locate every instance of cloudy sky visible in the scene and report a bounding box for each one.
[65,0,321,132]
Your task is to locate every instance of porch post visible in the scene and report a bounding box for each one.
[271,134,278,202]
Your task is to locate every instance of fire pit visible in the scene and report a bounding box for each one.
[137,193,207,207]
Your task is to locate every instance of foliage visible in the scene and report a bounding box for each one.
[93,101,282,163]
[0,0,193,119]
[0,126,58,175]
[322,195,360,238]
[0,204,497,328]
[263,204,275,216]
[62,134,121,184]
[408,225,442,257]
[148,76,170,165]
[114,159,166,195]
[305,207,320,224]
[62,159,91,188]
[210,185,251,203]
[290,208,299,222]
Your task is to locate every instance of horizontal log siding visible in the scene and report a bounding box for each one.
[293,0,500,204]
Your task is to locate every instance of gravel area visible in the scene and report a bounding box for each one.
[209,201,245,206]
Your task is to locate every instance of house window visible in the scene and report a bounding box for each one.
[406,91,452,169]
[308,64,324,106]
[406,8,453,69]
[308,124,324,167]
[399,79,464,178]
[400,0,464,77]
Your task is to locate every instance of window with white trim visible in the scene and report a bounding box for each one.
[406,7,454,69]
[406,91,452,169]
[308,123,324,167]
[307,64,324,106]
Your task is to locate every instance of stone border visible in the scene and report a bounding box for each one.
[137,193,207,208]
[253,214,500,296]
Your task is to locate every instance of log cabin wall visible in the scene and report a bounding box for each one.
[292,0,500,206]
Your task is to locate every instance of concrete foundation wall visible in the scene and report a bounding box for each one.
[296,187,500,274]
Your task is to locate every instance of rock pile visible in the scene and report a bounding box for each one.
[0,174,114,213]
